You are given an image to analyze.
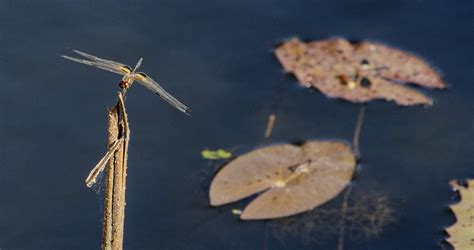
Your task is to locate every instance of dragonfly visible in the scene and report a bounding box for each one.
[61,50,190,114]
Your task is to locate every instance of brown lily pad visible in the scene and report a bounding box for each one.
[209,141,356,220]
[275,38,445,106]
[446,179,474,250]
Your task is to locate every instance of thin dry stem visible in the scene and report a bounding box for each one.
[85,139,123,188]
[352,105,366,159]
[337,104,366,250]
[337,185,353,250]
[264,113,276,139]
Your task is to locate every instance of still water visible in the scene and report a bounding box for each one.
[0,0,473,249]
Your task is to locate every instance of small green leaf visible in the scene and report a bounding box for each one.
[201,149,232,160]
[201,150,219,160]
[217,149,232,159]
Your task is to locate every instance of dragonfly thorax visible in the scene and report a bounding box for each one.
[119,74,135,89]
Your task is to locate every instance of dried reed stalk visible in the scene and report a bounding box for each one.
[99,92,130,250]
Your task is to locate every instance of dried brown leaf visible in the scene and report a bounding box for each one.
[446,179,474,250]
[209,141,356,220]
[275,38,445,106]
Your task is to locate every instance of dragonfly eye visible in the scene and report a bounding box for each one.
[135,72,148,79]
[120,66,132,73]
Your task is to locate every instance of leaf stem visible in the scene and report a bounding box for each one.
[353,105,366,159]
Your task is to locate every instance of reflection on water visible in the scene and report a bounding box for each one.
[269,191,395,248]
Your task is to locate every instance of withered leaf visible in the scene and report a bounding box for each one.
[446,179,474,250]
[209,141,356,220]
[275,38,445,106]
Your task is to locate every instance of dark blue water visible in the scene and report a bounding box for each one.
[0,0,473,249]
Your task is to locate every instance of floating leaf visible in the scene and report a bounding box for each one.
[275,38,445,106]
[231,209,243,215]
[446,179,474,250]
[201,149,232,160]
[216,149,232,158]
[209,141,356,220]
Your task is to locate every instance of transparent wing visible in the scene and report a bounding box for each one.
[61,50,131,75]
[72,50,126,68]
[134,74,191,115]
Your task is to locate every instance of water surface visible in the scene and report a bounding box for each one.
[0,0,473,249]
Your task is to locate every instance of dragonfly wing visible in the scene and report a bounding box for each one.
[134,74,191,114]
[61,55,126,75]
[72,50,127,68]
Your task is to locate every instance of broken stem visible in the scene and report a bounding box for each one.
[100,92,130,250]
[264,113,277,139]
[85,139,123,188]
[263,77,287,141]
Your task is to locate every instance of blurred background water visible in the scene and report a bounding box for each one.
[0,0,473,249]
